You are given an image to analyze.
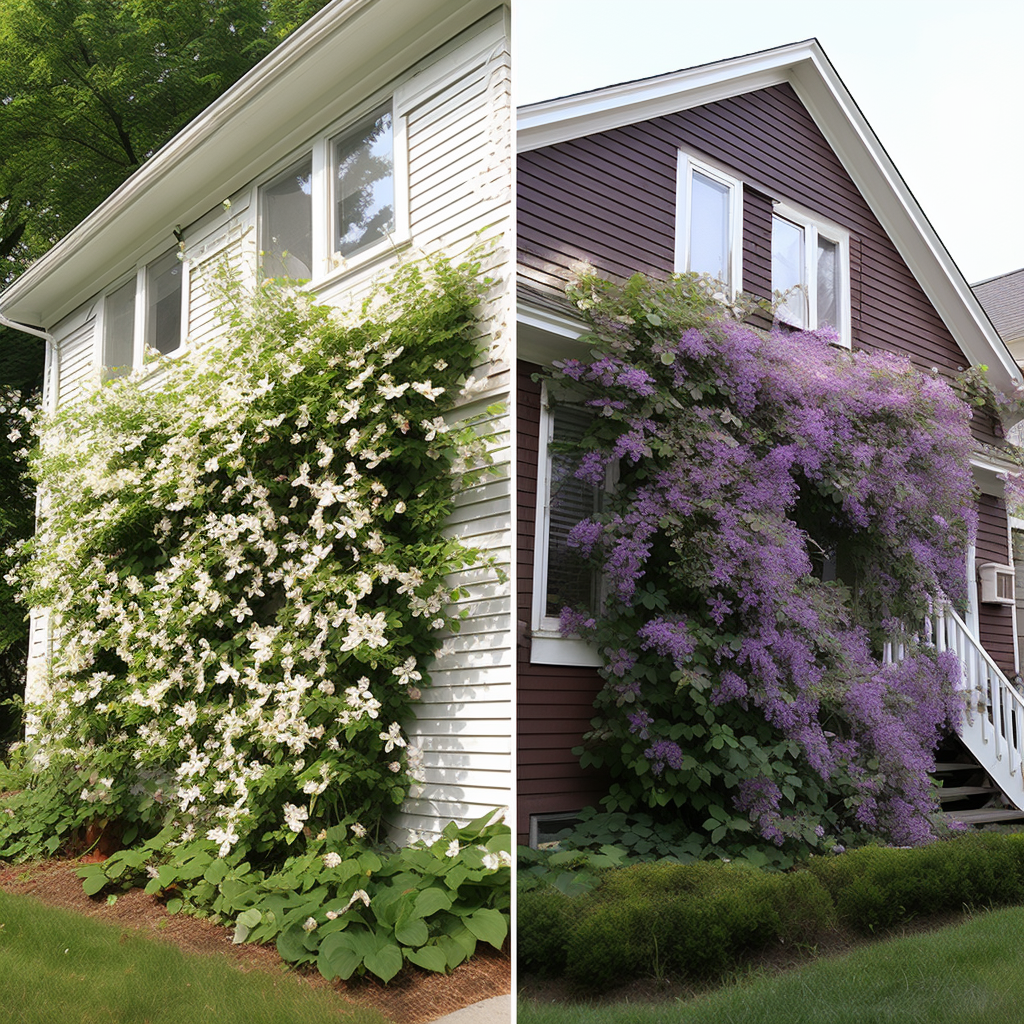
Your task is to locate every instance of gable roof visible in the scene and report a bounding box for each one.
[518,40,1021,399]
[0,0,504,328]
[974,267,1024,347]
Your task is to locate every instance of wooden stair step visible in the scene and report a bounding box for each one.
[939,807,1024,824]
[932,762,978,772]
[936,785,1000,801]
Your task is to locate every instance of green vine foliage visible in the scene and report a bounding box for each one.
[0,255,510,976]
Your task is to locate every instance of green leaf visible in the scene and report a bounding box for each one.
[276,926,311,964]
[436,934,468,970]
[317,934,363,982]
[364,942,404,983]
[237,908,262,929]
[412,887,452,918]
[464,908,507,949]
[81,872,107,897]
[405,944,448,973]
[395,916,429,947]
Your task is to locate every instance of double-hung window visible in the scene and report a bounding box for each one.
[332,104,394,259]
[675,152,743,293]
[101,247,184,377]
[772,201,850,346]
[258,101,397,283]
[532,386,606,666]
[260,155,313,282]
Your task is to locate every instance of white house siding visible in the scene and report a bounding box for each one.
[54,316,97,409]
[38,8,512,837]
[388,12,512,836]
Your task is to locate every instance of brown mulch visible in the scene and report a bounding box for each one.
[0,858,509,1024]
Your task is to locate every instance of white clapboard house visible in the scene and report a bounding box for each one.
[0,0,512,839]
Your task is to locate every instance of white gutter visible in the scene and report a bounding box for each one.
[0,309,58,414]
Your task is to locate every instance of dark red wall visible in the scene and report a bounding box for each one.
[518,82,1003,442]
[517,365,606,843]
[516,82,1015,838]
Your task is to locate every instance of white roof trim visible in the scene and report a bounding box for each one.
[517,40,1020,399]
[0,0,502,327]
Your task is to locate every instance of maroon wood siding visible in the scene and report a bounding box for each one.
[517,81,1012,838]
[518,82,1003,443]
[517,363,605,843]
[976,493,1016,677]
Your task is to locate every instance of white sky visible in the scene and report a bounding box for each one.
[514,0,1024,285]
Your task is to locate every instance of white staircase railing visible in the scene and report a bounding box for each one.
[917,599,1024,810]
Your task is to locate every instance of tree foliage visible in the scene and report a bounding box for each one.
[0,0,330,285]
[552,269,978,864]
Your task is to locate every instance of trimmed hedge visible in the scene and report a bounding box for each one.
[518,833,1024,991]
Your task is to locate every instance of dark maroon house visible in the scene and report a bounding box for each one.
[516,41,1024,845]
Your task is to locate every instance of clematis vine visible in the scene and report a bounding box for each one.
[555,269,977,857]
[1,255,498,865]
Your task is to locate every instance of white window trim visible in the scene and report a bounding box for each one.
[257,92,411,291]
[772,199,851,348]
[530,383,604,669]
[674,151,743,295]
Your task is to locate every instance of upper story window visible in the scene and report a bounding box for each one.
[333,105,394,258]
[675,153,743,293]
[772,201,850,346]
[258,101,400,284]
[101,247,183,377]
[260,155,313,282]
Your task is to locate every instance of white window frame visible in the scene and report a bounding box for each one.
[674,151,743,295]
[772,200,851,348]
[531,383,604,668]
[256,93,410,289]
[98,241,187,376]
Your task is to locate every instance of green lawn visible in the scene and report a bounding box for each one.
[519,905,1024,1024]
[0,890,387,1024]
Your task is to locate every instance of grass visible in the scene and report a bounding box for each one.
[518,904,1024,1024]
[0,890,388,1024]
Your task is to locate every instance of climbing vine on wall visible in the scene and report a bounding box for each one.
[1,255,501,867]
[552,268,978,863]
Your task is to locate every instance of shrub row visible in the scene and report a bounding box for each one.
[518,832,1024,990]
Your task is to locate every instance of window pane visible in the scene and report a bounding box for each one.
[146,249,182,355]
[333,107,393,258]
[104,278,136,377]
[772,215,806,328]
[546,405,601,618]
[817,236,840,330]
[260,155,313,281]
[689,171,730,285]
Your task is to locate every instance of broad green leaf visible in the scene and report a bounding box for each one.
[81,872,107,896]
[464,908,507,949]
[405,944,448,973]
[412,887,452,918]
[364,942,403,983]
[276,925,311,964]
[237,908,262,929]
[317,934,362,981]
[394,916,429,947]
[436,934,468,970]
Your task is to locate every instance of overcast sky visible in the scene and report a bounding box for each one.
[514,0,1024,285]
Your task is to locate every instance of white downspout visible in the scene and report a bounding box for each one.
[0,310,57,413]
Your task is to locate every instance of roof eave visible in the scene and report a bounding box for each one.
[0,0,500,327]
